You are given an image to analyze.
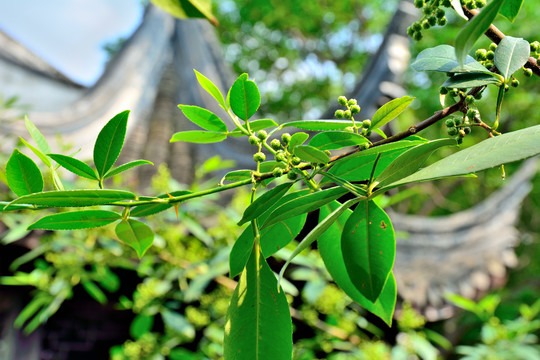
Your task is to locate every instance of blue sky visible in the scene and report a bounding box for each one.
[0,0,143,86]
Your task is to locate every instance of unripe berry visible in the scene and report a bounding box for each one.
[414,0,424,8]
[350,105,361,114]
[524,68,533,77]
[475,0,486,7]
[407,26,415,37]
[457,137,464,145]
[348,99,357,106]
[428,16,437,26]
[454,117,463,126]
[253,152,266,162]
[343,110,352,119]
[437,16,447,26]
[324,150,332,157]
[486,51,495,60]
[466,108,476,118]
[345,126,355,133]
[447,127,458,136]
[249,135,259,145]
[504,84,510,92]
[465,95,475,104]
[422,6,432,15]
[334,109,345,119]
[257,130,268,140]
[436,8,445,18]
[466,0,476,8]
[442,0,451,6]
[412,22,422,31]
[362,119,371,129]
[459,129,466,137]
[365,130,372,137]
[338,96,348,106]
[445,118,455,127]
[531,41,540,53]
[449,88,459,97]
[272,167,284,177]
[275,151,287,162]
[360,143,370,150]
[281,133,291,145]
[489,43,497,51]
[413,31,423,41]
[421,20,431,29]
[440,87,449,95]
[463,127,472,135]
[475,49,487,61]
[291,156,301,166]
[287,171,298,181]
[270,139,282,150]
[511,78,520,87]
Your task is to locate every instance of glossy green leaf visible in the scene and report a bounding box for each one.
[309,131,369,150]
[229,119,278,137]
[6,149,44,197]
[149,0,218,25]
[19,137,52,168]
[387,124,540,188]
[170,130,227,143]
[450,0,468,20]
[94,110,129,178]
[318,201,396,325]
[230,73,260,121]
[281,119,352,131]
[28,210,121,230]
[411,45,491,73]
[375,139,456,188]
[104,160,153,179]
[221,170,252,183]
[230,191,309,277]
[130,190,190,217]
[288,132,309,150]
[443,72,502,88]
[455,0,505,66]
[48,153,98,180]
[278,197,361,288]
[6,189,136,209]
[500,0,524,22]
[24,116,51,155]
[494,36,530,79]
[115,219,154,258]
[178,105,227,132]
[130,314,154,340]
[194,69,227,108]
[371,96,414,130]
[81,281,107,304]
[238,182,293,226]
[341,200,395,302]
[262,187,348,229]
[224,249,292,360]
[0,202,34,212]
[294,145,330,164]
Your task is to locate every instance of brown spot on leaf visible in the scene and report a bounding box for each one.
[380,221,386,230]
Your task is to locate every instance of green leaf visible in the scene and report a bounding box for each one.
[450,0,468,20]
[341,200,395,302]
[294,145,330,164]
[221,170,252,183]
[224,249,292,360]
[19,137,52,168]
[238,183,293,226]
[149,0,218,25]
[230,191,309,277]
[170,130,227,143]
[28,210,121,230]
[178,105,227,132]
[194,69,227,108]
[455,0,506,66]
[130,190,190,217]
[281,119,352,131]
[261,187,348,229]
[25,116,51,155]
[6,189,136,209]
[94,110,129,178]
[229,119,278,137]
[388,125,540,188]
[371,96,415,130]
[48,153,98,180]
[104,160,153,179]
[230,73,261,121]
[494,36,530,79]
[318,201,396,325]
[500,0,524,22]
[442,72,502,88]
[309,131,369,150]
[81,280,107,304]
[375,139,456,188]
[0,202,34,212]
[115,219,154,258]
[6,149,44,197]
[411,45,491,74]
[288,132,309,150]
[130,314,155,340]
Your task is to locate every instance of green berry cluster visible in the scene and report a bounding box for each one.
[407,0,450,41]
[463,0,487,10]
[475,42,498,69]
[445,107,478,144]
[334,96,372,137]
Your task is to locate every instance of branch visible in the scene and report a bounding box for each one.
[463,7,540,77]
